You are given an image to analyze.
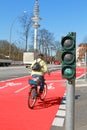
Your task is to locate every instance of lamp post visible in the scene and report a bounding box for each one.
[9,11,27,59]
[31,0,41,58]
[84,52,87,80]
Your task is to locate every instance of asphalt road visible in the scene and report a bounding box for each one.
[0,65,61,81]
[0,66,29,81]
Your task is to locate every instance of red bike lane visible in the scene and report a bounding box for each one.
[0,68,84,130]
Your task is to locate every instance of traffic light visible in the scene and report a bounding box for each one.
[61,32,76,80]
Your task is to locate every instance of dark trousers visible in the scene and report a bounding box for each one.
[32,74,44,91]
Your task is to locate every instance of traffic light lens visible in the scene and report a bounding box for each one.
[62,52,75,64]
[64,39,73,48]
[64,68,73,76]
[62,66,75,79]
[64,53,73,62]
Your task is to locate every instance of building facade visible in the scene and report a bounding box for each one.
[77,43,87,62]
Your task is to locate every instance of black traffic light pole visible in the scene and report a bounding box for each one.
[61,32,76,130]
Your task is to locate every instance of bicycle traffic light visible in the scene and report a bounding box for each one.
[61,32,76,80]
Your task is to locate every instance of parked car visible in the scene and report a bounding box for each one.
[54,61,61,65]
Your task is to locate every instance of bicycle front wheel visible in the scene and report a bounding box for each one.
[40,83,47,101]
[28,88,37,109]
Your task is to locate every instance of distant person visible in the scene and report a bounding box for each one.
[30,53,50,93]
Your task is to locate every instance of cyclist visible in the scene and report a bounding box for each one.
[30,53,50,94]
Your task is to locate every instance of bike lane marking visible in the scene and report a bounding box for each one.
[14,82,55,93]
[14,85,29,93]
[52,92,66,127]
[0,82,22,89]
[14,80,66,93]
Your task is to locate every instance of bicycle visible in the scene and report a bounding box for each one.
[28,77,47,109]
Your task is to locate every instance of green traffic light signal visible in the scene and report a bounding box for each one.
[64,68,73,76]
[62,66,75,79]
[61,32,76,80]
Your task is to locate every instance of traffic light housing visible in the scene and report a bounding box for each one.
[61,32,76,80]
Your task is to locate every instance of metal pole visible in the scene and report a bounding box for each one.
[9,11,27,58]
[84,52,87,80]
[65,79,75,130]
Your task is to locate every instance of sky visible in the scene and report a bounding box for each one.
[0,0,87,48]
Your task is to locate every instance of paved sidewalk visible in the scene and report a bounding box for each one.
[50,78,87,130]
[75,78,87,130]
[76,78,87,87]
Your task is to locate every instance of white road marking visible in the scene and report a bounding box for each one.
[76,84,87,87]
[52,117,64,127]
[76,73,84,79]
[59,104,66,109]
[52,92,66,127]
[14,85,29,93]
[15,82,55,93]
[47,83,55,89]
[0,82,22,89]
[56,110,66,117]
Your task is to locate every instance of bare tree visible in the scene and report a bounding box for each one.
[54,40,62,61]
[19,12,33,51]
[0,40,9,58]
[38,29,54,55]
[54,40,61,51]
[0,40,24,60]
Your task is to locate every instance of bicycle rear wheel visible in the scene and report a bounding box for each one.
[40,83,47,101]
[28,88,37,109]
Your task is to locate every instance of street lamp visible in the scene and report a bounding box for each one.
[9,11,27,59]
[50,46,54,57]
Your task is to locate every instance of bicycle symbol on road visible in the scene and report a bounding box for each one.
[48,83,55,90]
